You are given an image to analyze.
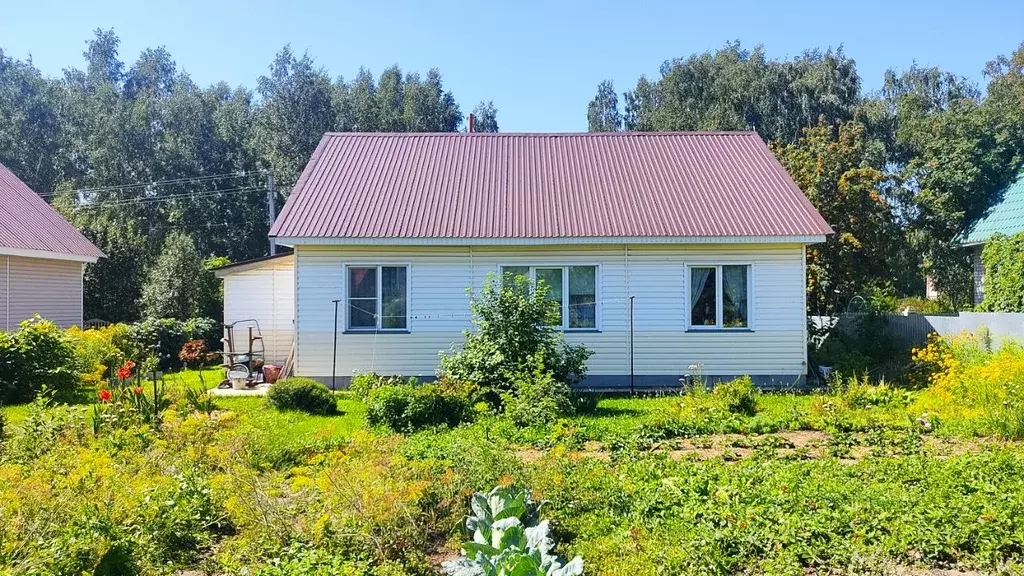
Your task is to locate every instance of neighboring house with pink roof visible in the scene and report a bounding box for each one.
[267,132,832,389]
[0,162,103,329]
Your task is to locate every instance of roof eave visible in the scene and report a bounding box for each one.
[0,246,101,263]
[274,235,829,247]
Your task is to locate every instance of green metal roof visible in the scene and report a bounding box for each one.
[961,173,1024,245]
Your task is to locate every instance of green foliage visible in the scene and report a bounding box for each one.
[471,101,500,133]
[349,372,410,402]
[979,232,1024,312]
[0,317,79,404]
[809,308,909,379]
[267,378,339,416]
[712,376,759,416]
[616,42,859,142]
[587,80,621,132]
[364,383,471,433]
[141,231,221,320]
[120,316,219,371]
[773,120,902,315]
[503,355,575,427]
[440,272,593,398]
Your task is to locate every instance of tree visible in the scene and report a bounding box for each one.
[252,46,336,187]
[141,231,218,319]
[587,80,621,132]
[620,43,860,143]
[471,101,499,132]
[773,120,903,314]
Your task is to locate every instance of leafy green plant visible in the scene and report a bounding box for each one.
[0,316,80,404]
[364,383,471,432]
[439,272,593,398]
[979,231,1024,312]
[443,486,583,576]
[712,376,759,416]
[349,372,410,401]
[267,378,339,415]
[503,354,575,427]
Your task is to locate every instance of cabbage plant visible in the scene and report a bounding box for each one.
[443,486,584,576]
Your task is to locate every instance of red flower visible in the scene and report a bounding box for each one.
[98,389,112,402]
[133,386,143,395]
[115,360,134,381]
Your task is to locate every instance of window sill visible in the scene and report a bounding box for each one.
[685,328,754,333]
[562,328,601,333]
[343,330,410,335]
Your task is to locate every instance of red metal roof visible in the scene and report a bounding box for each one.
[270,132,832,241]
[0,162,103,260]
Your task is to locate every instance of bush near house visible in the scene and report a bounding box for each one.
[266,377,339,415]
[0,317,79,404]
[440,272,592,414]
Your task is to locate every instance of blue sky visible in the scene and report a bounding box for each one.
[2,0,1022,132]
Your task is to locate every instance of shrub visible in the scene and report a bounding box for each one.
[503,355,574,427]
[121,317,219,371]
[365,384,471,432]
[0,316,79,404]
[712,376,759,416]
[66,324,125,385]
[912,333,1024,438]
[267,378,339,416]
[439,272,593,398]
[349,372,409,401]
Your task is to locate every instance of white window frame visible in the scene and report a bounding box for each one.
[685,263,754,331]
[500,264,602,331]
[344,264,411,332]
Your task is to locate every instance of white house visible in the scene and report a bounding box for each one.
[267,132,832,389]
[0,162,103,329]
[213,253,295,365]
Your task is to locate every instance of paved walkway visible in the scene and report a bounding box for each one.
[207,383,271,396]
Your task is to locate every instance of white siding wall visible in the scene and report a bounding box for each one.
[294,243,808,385]
[3,255,84,329]
[223,261,295,364]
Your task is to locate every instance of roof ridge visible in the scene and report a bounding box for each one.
[322,131,763,138]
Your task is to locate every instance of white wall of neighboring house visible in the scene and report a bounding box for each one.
[220,257,295,365]
[1,255,85,329]
[291,243,809,388]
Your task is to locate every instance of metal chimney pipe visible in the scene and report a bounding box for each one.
[468,113,475,133]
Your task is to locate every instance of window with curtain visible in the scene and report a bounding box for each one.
[347,265,408,331]
[689,265,750,329]
[722,265,749,328]
[500,265,599,329]
[690,267,717,326]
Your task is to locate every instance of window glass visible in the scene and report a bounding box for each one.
[381,266,407,329]
[536,268,564,325]
[690,267,717,327]
[568,266,597,328]
[501,266,530,288]
[348,267,377,329]
[722,265,749,328]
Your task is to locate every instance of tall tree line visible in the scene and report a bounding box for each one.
[589,42,1024,312]
[0,30,499,321]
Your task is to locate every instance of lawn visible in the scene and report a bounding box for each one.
[3,367,1024,575]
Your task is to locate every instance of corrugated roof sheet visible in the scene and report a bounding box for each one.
[0,162,103,259]
[961,174,1024,245]
[270,132,832,241]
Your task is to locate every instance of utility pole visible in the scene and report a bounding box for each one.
[266,169,277,255]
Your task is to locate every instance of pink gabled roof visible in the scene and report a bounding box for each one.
[270,132,832,241]
[0,162,103,261]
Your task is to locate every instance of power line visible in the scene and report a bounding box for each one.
[71,186,266,210]
[37,170,270,198]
